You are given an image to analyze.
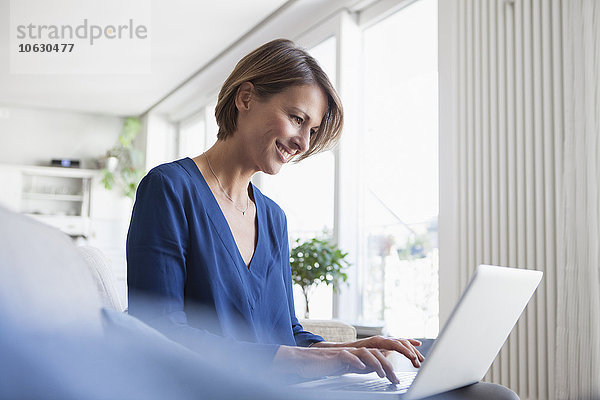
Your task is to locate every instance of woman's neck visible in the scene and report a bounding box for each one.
[200,140,256,203]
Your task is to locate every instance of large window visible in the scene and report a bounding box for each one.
[359,0,439,338]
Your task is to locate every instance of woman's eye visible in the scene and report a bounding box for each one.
[310,129,316,136]
[292,115,303,125]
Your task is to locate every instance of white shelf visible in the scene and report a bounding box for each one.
[19,165,99,179]
[22,192,84,201]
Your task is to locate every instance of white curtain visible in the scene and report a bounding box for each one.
[555,0,600,398]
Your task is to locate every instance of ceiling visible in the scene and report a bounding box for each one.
[1,0,384,118]
[0,0,293,116]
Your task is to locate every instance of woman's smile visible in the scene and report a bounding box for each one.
[276,141,295,163]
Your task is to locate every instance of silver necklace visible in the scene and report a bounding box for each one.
[203,152,250,215]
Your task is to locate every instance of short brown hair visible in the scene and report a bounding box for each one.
[215,38,344,161]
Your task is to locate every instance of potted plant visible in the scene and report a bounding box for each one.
[289,235,350,319]
[101,117,145,199]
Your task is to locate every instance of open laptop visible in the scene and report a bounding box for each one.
[295,264,543,399]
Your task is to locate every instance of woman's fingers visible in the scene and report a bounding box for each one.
[399,339,424,365]
[405,340,425,363]
[386,340,421,367]
[385,339,418,363]
[384,337,424,366]
[338,349,367,371]
[355,348,386,378]
[289,336,427,382]
[349,336,425,363]
[349,348,399,384]
[415,348,425,362]
[369,349,400,384]
[274,345,411,382]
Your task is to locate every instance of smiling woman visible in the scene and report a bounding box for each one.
[215,39,343,161]
[126,38,425,385]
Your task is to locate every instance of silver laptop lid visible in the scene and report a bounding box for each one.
[406,265,543,399]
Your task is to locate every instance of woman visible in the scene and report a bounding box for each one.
[127,38,424,384]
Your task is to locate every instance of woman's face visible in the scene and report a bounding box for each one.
[236,84,328,175]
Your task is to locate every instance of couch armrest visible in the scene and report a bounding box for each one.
[299,319,357,343]
[78,246,124,312]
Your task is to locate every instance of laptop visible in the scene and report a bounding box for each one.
[294,264,543,399]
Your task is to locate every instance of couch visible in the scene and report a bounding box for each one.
[0,206,315,399]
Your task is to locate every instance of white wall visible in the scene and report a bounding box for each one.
[0,105,123,167]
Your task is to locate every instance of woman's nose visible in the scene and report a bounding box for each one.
[295,129,310,154]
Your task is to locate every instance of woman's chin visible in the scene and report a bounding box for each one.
[261,162,283,176]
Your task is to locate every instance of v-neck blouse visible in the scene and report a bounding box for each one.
[126,157,323,361]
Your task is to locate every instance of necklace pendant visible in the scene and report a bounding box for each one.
[242,210,246,216]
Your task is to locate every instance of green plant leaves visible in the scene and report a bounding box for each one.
[289,235,350,295]
[102,117,145,199]
[100,170,115,190]
[119,117,142,147]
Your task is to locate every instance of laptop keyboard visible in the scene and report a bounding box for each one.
[337,372,417,392]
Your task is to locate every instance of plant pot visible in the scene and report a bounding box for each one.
[106,156,119,172]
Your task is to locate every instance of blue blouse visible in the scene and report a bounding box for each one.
[126,157,323,362]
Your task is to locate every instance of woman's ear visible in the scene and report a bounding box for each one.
[235,82,254,112]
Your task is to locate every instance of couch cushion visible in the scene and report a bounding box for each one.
[0,206,103,334]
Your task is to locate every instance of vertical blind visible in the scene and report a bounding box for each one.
[449,0,564,398]
[445,0,600,398]
[555,1,600,398]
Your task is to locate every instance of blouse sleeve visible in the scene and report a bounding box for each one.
[126,169,278,365]
[280,215,325,347]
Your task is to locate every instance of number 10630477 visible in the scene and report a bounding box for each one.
[18,43,74,53]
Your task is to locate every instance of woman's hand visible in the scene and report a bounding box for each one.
[272,345,402,384]
[311,336,425,368]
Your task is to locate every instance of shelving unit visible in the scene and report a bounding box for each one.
[0,164,98,237]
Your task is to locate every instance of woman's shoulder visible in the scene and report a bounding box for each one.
[143,158,195,188]
[133,158,207,217]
